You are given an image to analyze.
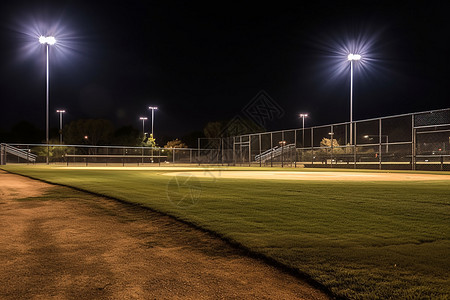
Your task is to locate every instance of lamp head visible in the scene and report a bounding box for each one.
[148,106,158,110]
[39,36,56,45]
[347,53,361,61]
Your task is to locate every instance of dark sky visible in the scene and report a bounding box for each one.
[1,0,449,138]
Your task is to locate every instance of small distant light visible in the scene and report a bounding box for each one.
[84,135,88,139]
[348,53,361,61]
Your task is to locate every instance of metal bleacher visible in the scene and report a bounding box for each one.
[254,143,295,163]
[0,143,37,164]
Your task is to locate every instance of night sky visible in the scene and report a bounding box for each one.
[1,1,449,139]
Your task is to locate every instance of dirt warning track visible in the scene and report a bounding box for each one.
[163,170,450,181]
[0,170,328,299]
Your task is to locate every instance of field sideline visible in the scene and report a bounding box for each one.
[2,165,449,299]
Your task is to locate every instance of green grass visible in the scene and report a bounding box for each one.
[2,165,450,299]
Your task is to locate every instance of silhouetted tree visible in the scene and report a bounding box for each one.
[65,119,114,145]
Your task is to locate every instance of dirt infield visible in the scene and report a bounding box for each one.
[0,170,328,299]
[163,170,450,181]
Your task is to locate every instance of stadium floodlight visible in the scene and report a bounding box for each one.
[299,113,308,147]
[56,110,66,144]
[348,53,361,146]
[139,117,148,138]
[39,35,56,45]
[39,35,57,164]
[148,106,158,138]
[347,54,361,61]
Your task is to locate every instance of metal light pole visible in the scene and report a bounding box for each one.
[39,35,56,164]
[139,117,148,138]
[56,110,65,144]
[299,113,308,147]
[348,53,361,145]
[148,106,158,139]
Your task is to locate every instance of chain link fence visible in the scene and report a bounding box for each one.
[1,108,449,170]
[231,108,450,171]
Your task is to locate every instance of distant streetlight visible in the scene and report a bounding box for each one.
[364,134,389,153]
[348,53,361,146]
[139,117,148,138]
[299,113,308,147]
[56,110,65,144]
[39,35,56,164]
[148,106,158,139]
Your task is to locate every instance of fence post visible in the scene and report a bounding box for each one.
[270,132,273,167]
[248,137,251,167]
[198,139,201,165]
[412,115,416,170]
[379,118,382,170]
[353,123,357,169]
[0,144,4,165]
[259,134,262,167]
[294,129,297,168]
[311,128,314,166]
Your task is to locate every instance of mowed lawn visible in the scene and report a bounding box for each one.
[2,165,449,299]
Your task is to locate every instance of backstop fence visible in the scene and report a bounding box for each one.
[230,108,450,171]
[1,108,449,170]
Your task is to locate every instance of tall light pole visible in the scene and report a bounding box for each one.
[56,110,65,144]
[39,35,56,164]
[348,53,361,145]
[139,117,148,138]
[299,113,308,147]
[148,106,158,139]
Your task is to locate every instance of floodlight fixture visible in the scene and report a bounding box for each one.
[39,35,56,45]
[347,53,361,61]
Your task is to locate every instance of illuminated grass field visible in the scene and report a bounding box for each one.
[2,165,450,299]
